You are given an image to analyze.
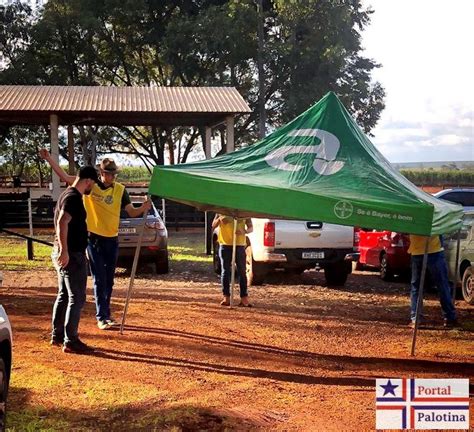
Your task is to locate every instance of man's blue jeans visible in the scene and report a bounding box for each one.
[219,245,248,298]
[87,235,119,322]
[51,249,87,343]
[410,251,456,322]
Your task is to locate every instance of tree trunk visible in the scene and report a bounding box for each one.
[166,128,175,165]
[256,0,266,139]
[88,126,97,166]
[151,126,165,165]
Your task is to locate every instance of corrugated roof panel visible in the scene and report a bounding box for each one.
[0,85,251,114]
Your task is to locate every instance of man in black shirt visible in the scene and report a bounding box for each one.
[40,149,151,330]
[51,166,98,354]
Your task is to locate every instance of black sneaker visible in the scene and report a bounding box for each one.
[50,337,64,347]
[62,339,94,354]
[443,319,460,329]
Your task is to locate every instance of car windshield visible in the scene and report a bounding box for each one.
[435,190,474,207]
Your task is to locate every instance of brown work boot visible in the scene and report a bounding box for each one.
[220,296,230,306]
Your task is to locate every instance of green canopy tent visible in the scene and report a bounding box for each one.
[123,92,463,354]
[148,92,462,236]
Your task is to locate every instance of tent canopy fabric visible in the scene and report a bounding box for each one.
[149,92,463,236]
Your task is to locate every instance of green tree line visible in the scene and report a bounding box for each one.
[0,0,385,175]
[2,165,472,187]
[401,169,474,187]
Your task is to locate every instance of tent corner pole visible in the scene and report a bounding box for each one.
[230,218,238,308]
[120,201,149,334]
[452,229,461,302]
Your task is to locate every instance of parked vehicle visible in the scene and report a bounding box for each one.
[445,211,474,304]
[434,188,474,212]
[213,218,355,286]
[357,230,411,280]
[118,196,169,274]
[0,295,12,432]
[355,190,474,281]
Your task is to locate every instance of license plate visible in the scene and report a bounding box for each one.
[119,228,136,234]
[302,251,324,259]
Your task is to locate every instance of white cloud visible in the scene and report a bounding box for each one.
[436,135,469,147]
[361,0,474,162]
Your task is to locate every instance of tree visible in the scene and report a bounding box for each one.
[0,1,32,72]
[0,0,385,173]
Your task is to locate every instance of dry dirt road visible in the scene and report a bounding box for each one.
[1,234,473,431]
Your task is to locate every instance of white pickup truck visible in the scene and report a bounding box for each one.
[213,218,355,286]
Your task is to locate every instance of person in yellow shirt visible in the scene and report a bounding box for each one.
[408,234,457,328]
[212,214,253,306]
[40,149,151,330]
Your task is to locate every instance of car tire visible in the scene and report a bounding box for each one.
[155,251,169,274]
[324,260,349,286]
[0,358,9,431]
[213,239,221,275]
[461,266,474,305]
[380,254,393,281]
[245,244,266,286]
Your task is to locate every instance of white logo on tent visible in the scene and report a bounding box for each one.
[334,200,353,219]
[265,129,344,175]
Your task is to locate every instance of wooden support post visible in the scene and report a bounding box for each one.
[204,127,212,159]
[50,114,60,201]
[27,238,34,260]
[67,125,75,174]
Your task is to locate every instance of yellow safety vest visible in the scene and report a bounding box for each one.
[408,235,443,256]
[84,182,125,237]
[217,216,247,246]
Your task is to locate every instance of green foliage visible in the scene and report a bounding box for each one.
[116,166,151,183]
[0,0,385,166]
[0,126,51,182]
[0,1,32,72]
[401,169,474,186]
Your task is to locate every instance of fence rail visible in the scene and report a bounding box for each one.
[0,192,205,230]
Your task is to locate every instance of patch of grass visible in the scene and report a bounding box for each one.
[11,364,67,392]
[7,407,68,432]
[168,234,212,264]
[0,235,53,270]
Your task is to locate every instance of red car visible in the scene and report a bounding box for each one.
[356,229,411,280]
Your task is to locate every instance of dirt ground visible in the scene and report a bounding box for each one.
[1,232,473,431]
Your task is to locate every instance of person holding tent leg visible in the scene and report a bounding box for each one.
[408,234,458,328]
[40,149,151,330]
[212,214,253,307]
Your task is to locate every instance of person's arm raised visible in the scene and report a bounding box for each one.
[39,148,76,185]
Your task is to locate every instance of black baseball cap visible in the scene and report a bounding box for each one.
[78,165,99,182]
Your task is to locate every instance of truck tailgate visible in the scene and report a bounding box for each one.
[274,220,353,249]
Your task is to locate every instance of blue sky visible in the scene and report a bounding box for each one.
[361,0,473,163]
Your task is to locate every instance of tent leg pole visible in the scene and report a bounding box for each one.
[410,237,430,356]
[230,218,237,308]
[452,229,461,302]
[120,203,149,334]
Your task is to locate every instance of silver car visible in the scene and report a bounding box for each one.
[445,211,474,304]
[118,196,169,274]
[0,301,12,431]
[434,188,474,212]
